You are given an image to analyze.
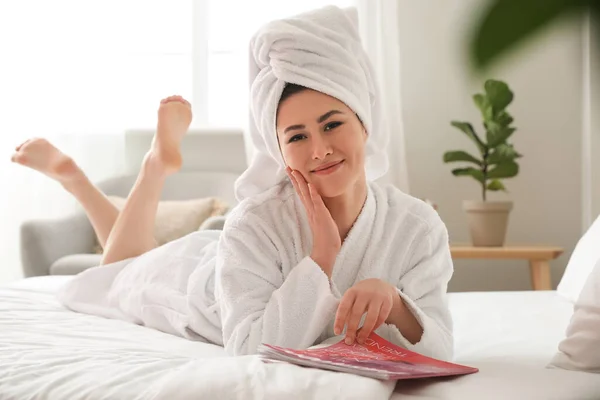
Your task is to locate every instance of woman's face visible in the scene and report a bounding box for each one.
[276,89,367,198]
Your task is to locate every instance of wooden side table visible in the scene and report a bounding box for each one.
[449,245,564,291]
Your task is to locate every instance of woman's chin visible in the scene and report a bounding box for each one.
[312,178,348,198]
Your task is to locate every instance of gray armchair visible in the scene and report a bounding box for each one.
[20,171,240,277]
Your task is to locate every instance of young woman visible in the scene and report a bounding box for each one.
[11,6,454,361]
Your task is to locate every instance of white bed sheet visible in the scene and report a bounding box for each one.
[0,276,393,400]
[2,277,600,400]
[393,290,600,399]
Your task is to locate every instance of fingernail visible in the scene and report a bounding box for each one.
[357,338,364,345]
[345,338,352,345]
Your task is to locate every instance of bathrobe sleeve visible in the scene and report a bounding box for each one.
[377,216,454,361]
[216,214,340,356]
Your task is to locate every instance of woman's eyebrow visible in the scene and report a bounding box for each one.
[317,110,343,123]
[283,110,344,135]
[284,124,305,134]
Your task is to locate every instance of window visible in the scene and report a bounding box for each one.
[0,0,354,136]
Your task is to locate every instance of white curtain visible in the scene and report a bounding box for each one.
[356,0,410,193]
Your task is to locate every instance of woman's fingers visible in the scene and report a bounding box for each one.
[378,297,394,329]
[286,167,301,196]
[309,181,329,217]
[356,301,383,344]
[343,296,369,345]
[293,171,310,200]
[289,169,313,217]
[334,291,356,336]
[286,168,303,200]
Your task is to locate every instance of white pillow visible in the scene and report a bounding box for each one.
[557,214,600,302]
[549,258,600,372]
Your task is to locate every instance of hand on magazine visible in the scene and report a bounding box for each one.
[333,279,397,345]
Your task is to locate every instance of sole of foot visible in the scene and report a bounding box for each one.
[11,138,82,184]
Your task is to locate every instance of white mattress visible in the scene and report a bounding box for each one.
[2,277,600,400]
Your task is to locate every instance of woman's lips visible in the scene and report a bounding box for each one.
[311,160,344,175]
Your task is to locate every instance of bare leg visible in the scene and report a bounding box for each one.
[11,138,119,248]
[101,95,192,265]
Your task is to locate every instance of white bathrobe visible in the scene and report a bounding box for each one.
[58,180,453,361]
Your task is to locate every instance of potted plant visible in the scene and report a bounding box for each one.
[443,79,522,247]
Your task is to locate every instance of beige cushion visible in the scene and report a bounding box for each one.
[93,196,228,254]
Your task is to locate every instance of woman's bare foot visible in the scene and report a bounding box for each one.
[150,95,193,175]
[10,138,83,186]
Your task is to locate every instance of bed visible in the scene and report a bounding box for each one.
[2,276,599,400]
[7,130,600,398]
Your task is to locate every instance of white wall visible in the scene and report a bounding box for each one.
[398,0,584,291]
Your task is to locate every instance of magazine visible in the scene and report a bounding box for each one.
[258,333,478,381]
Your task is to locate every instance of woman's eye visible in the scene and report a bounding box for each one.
[289,134,306,143]
[324,121,342,131]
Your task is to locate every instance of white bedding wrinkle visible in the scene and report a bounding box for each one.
[1,277,395,400]
[4,277,600,400]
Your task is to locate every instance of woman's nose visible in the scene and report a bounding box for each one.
[311,133,333,160]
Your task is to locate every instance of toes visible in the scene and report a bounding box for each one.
[15,138,32,151]
[161,95,190,105]
[174,95,190,104]
[10,152,25,164]
[161,95,177,103]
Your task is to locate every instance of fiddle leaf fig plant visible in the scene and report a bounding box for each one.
[443,79,522,201]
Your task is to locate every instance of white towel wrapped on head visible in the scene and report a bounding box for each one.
[234,5,389,201]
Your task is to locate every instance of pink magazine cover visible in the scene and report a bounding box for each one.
[259,333,478,380]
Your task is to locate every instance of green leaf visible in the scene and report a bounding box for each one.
[487,127,516,147]
[469,0,588,70]
[452,167,485,183]
[450,121,487,154]
[496,111,514,127]
[485,80,514,111]
[487,161,519,179]
[487,143,521,165]
[473,94,493,120]
[485,120,502,135]
[487,179,506,191]
[443,150,483,166]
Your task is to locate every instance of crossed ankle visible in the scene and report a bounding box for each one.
[60,169,89,193]
[142,151,172,178]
